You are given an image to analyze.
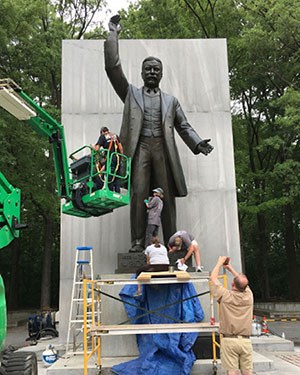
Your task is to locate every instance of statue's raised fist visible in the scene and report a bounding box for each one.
[110,14,121,26]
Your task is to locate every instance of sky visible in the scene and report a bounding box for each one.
[99,0,136,26]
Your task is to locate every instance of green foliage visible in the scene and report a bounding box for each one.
[0,0,300,305]
[0,0,106,309]
[120,0,242,40]
[231,1,300,300]
[122,0,300,300]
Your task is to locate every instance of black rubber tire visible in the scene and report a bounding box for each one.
[2,351,37,374]
[39,327,59,339]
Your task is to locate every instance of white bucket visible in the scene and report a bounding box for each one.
[42,344,58,366]
[251,321,262,336]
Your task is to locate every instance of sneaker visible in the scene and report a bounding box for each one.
[196,266,204,272]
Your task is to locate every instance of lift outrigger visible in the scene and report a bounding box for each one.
[0,173,38,374]
[0,78,131,219]
[0,172,27,249]
[0,172,23,353]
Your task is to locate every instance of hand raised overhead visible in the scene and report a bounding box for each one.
[108,14,121,33]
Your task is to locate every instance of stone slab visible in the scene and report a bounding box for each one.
[60,38,241,346]
[255,302,300,318]
[116,252,146,273]
[116,250,194,273]
[255,350,300,375]
[6,323,296,375]
[252,334,295,352]
[268,321,300,344]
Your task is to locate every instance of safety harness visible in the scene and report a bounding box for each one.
[96,133,122,183]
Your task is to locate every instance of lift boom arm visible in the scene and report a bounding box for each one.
[0,78,131,218]
[0,79,70,198]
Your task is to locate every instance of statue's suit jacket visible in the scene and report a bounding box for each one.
[104,33,203,197]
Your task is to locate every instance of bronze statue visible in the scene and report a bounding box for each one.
[104,15,213,252]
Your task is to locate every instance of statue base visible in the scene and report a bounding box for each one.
[115,250,194,274]
[115,253,146,274]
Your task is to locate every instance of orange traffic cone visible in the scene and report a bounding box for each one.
[261,316,269,334]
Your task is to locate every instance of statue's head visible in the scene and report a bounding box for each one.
[141,56,163,89]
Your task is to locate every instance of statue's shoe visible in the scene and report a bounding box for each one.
[129,244,144,253]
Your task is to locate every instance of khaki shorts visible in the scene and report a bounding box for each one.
[221,337,253,371]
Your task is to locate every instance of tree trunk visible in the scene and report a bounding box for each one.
[238,211,246,273]
[257,212,270,300]
[7,240,21,310]
[40,215,53,309]
[283,204,300,300]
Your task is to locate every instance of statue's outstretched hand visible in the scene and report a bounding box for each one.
[108,14,121,33]
[197,139,214,155]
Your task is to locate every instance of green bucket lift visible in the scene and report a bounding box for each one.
[0,78,131,218]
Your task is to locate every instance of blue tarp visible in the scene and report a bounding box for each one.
[111,279,204,375]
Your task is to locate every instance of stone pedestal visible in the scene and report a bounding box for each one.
[116,253,146,274]
[115,251,194,274]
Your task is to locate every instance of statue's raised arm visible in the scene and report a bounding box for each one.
[104,14,129,103]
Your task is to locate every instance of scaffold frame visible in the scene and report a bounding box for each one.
[82,273,227,374]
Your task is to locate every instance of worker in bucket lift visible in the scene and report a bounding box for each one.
[168,230,204,272]
[91,126,123,192]
[210,256,254,375]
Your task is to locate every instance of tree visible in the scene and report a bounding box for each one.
[1,0,299,306]
[0,0,107,309]
[229,0,300,300]
[121,0,300,300]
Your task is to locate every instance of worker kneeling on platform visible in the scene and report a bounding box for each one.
[168,230,204,272]
[210,256,254,375]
